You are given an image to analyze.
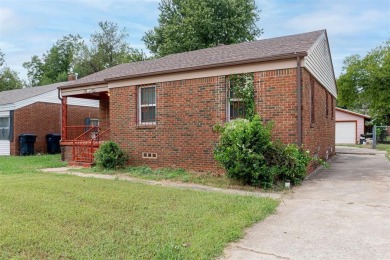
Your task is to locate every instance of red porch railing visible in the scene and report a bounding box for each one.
[64,126,100,142]
[70,126,110,163]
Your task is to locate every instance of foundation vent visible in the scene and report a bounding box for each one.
[142,152,157,159]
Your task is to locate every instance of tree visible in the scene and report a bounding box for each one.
[76,21,145,76]
[0,50,4,67]
[23,21,145,86]
[337,55,363,109]
[337,40,390,125]
[23,34,85,86]
[0,67,24,91]
[0,49,24,91]
[143,0,261,57]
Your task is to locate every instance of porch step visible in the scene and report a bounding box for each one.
[69,161,94,168]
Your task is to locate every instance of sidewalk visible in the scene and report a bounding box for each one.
[40,167,281,199]
[335,145,387,155]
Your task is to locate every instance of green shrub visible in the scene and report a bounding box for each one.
[214,115,313,188]
[94,141,128,170]
[213,115,273,186]
[280,144,311,185]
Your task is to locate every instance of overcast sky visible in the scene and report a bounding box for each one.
[0,0,389,82]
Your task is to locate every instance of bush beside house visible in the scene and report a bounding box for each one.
[214,116,312,188]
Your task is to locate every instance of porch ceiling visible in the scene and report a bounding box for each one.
[70,92,109,100]
[60,83,108,99]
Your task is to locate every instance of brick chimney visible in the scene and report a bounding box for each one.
[68,74,76,81]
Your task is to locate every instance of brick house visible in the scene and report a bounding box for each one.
[59,30,337,171]
[0,82,99,156]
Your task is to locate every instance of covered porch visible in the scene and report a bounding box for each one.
[60,84,111,166]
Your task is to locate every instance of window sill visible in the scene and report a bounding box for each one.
[136,124,157,129]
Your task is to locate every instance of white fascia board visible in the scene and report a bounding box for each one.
[0,104,15,113]
[61,84,108,96]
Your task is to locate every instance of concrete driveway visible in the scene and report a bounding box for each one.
[221,147,390,260]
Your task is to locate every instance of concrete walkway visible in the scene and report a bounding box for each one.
[40,167,281,199]
[335,145,387,155]
[220,147,390,260]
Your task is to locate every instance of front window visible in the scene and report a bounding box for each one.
[0,117,10,140]
[227,74,254,120]
[229,86,245,120]
[138,86,156,124]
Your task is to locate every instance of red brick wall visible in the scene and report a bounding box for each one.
[254,69,298,143]
[301,68,336,165]
[110,77,226,173]
[99,99,110,129]
[11,102,98,155]
[67,104,99,126]
[106,68,335,173]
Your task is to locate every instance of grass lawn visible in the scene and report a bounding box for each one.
[0,155,278,259]
[376,144,390,160]
[0,154,67,174]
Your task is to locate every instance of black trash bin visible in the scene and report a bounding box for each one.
[46,133,61,154]
[19,134,37,155]
[359,134,366,145]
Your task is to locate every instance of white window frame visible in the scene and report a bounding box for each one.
[138,86,156,125]
[90,118,99,127]
[227,79,245,121]
[89,118,99,139]
[0,116,10,140]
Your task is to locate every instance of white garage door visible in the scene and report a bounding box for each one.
[336,122,356,144]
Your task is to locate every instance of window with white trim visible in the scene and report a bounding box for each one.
[90,118,99,139]
[138,86,156,124]
[90,118,99,126]
[227,76,248,120]
[0,117,10,140]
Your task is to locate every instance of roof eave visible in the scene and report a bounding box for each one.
[60,52,307,90]
[106,52,308,82]
[336,107,371,119]
[58,80,107,90]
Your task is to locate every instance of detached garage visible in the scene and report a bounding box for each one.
[335,108,370,144]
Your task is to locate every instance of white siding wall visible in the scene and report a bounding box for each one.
[0,111,9,117]
[304,32,337,98]
[0,140,10,156]
[0,111,10,156]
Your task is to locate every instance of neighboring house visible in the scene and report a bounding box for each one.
[335,107,371,144]
[59,29,337,172]
[0,82,99,156]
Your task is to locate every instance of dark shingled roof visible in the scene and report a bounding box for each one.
[60,30,325,89]
[0,82,65,105]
